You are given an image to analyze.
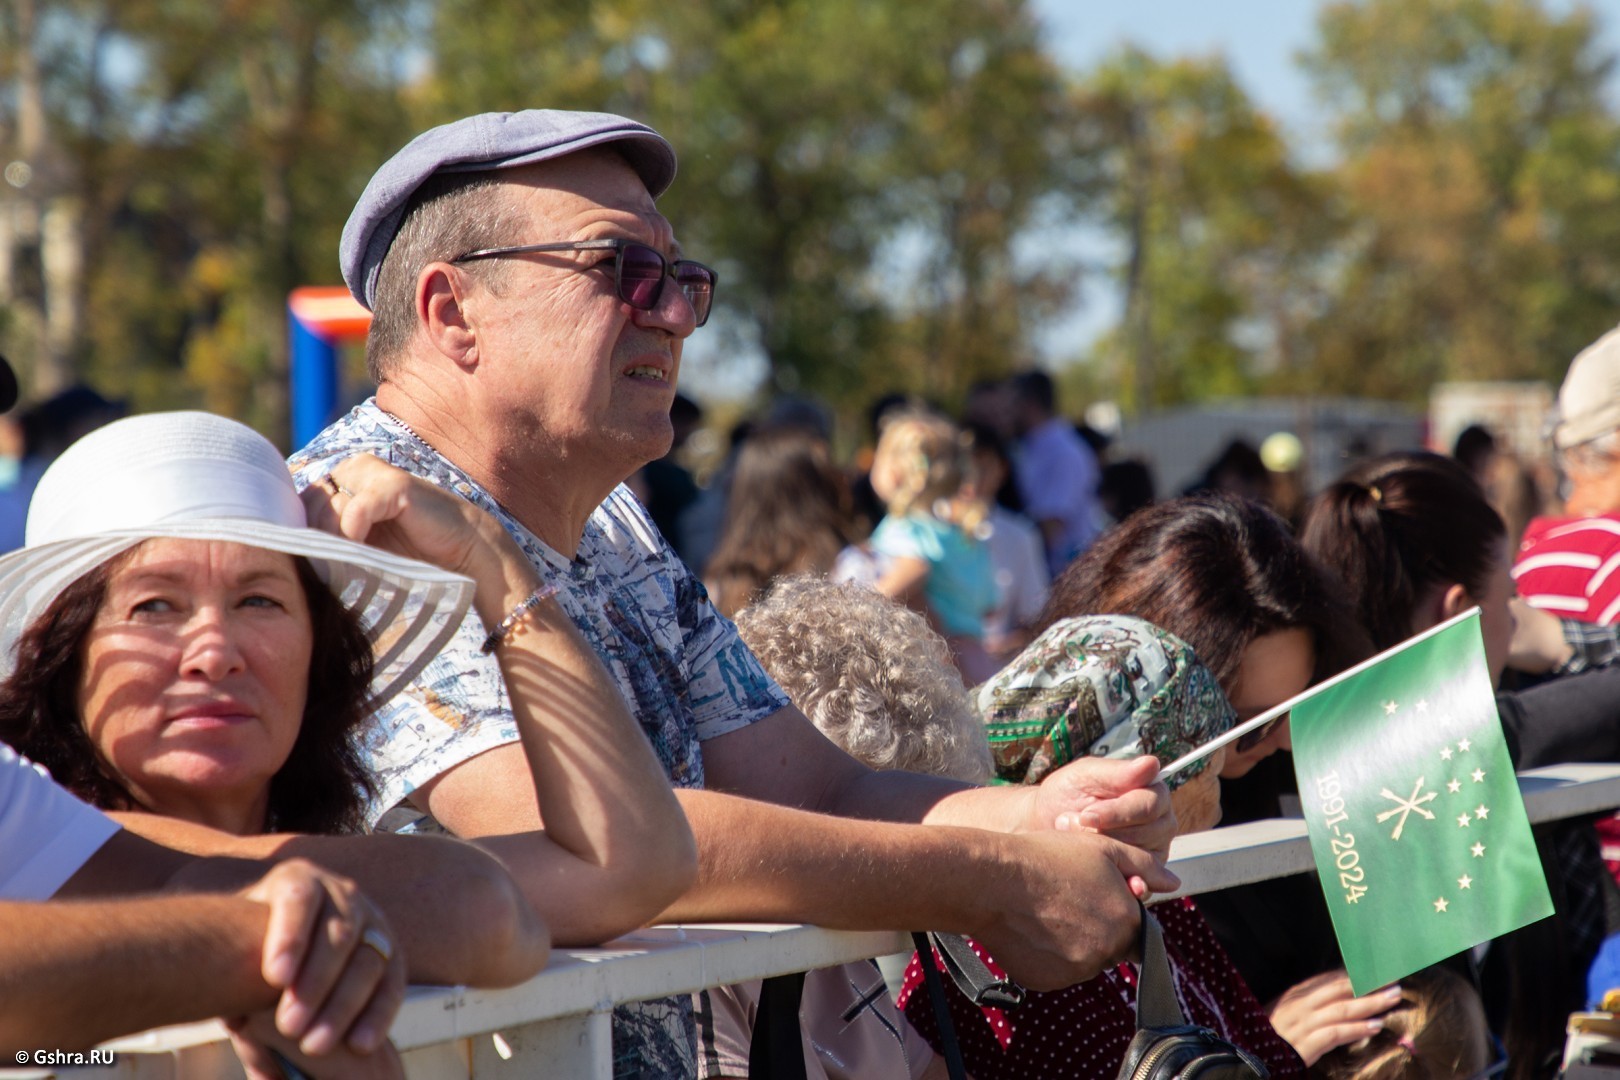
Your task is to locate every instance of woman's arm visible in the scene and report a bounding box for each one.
[112,814,549,988]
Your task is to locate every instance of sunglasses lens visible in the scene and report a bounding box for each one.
[1235,715,1284,753]
[617,245,667,310]
[675,263,716,326]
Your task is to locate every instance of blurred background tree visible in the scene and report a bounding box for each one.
[1,0,1617,443]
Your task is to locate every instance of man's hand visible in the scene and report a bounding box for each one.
[1029,756,1176,860]
[243,859,405,1056]
[1268,969,1402,1066]
[968,830,1174,991]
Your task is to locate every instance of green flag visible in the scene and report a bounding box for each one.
[1288,610,1553,995]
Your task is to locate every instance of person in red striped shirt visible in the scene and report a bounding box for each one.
[1515,325,1620,624]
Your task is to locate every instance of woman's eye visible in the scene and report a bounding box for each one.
[241,594,284,610]
[131,597,175,615]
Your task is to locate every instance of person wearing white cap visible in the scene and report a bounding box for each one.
[1515,325,1620,625]
[0,410,695,1065]
[292,109,1174,1080]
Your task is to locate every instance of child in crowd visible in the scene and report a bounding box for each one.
[1309,967,1495,1080]
[693,574,990,1080]
[865,410,999,684]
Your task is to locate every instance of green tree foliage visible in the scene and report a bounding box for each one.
[3,0,1619,438]
[1070,49,1337,412]
[1,0,414,440]
[1301,0,1620,399]
[422,0,1072,412]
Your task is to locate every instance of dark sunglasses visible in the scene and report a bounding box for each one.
[1234,711,1288,753]
[452,239,716,326]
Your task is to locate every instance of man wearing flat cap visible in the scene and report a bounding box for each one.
[1515,325,1620,625]
[291,109,1176,1078]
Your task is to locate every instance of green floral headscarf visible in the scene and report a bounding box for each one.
[978,614,1234,790]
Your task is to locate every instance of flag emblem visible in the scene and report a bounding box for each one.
[1288,611,1553,994]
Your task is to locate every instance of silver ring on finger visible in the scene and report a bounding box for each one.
[360,926,394,963]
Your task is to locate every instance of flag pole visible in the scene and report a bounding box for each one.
[1156,607,1482,783]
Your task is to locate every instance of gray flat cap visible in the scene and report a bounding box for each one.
[340,109,677,310]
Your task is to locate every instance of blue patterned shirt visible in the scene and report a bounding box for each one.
[290,399,790,1080]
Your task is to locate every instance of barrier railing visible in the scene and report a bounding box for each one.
[17,762,1620,1078]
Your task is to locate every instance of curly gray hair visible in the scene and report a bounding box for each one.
[734,574,992,783]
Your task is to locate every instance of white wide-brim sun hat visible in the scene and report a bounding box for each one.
[0,410,475,706]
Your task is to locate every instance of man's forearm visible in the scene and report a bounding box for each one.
[658,788,1001,931]
[660,788,1164,991]
[0,895,270,1051]
[817,768,1035,832]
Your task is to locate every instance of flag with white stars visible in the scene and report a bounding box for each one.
[1288,610,1552,995]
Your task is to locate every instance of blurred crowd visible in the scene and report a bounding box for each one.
[9,105,1620,1080]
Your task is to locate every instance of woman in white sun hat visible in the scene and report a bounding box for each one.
[0,411,691,905]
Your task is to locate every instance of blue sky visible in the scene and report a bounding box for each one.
[1029,0,1620,144]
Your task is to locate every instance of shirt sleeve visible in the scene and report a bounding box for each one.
[1558,618,1620,676]
[870,516,946,564]
[0,745,121,899]
[358,607,521,829]
[674,557,792,742]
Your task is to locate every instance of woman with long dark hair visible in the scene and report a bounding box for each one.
[703,426,856,618]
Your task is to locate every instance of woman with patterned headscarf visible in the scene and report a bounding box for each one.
[900,614,1308,1078]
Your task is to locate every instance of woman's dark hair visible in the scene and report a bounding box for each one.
[704,427,856,618]
[1040,492,1367,689]
[0,549,376,835]
[1298,451,1506,651]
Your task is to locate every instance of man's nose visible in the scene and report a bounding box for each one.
[632,271,698,338]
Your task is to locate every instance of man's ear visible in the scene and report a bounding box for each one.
[417,263,478,370]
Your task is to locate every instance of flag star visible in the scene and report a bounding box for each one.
[1434,897,1449,913]
[1440,747,1454,761]
[1458,738,1471,752]
[1475,805,1489,820]
[1458,813,1472,828]
[1471,768,1486,783]
[1447,779,1462,794]
[1471,842,1486,857]
[1384,700,1399,715]
[1416,700,1430,713]
[1458,874,1473,889]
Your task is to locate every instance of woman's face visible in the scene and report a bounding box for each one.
[1219,626,1315,779]
[76,539,313,833]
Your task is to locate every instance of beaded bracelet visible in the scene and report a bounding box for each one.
[480,581,562,654]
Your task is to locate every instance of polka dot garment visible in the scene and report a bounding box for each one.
[899,897,1304,1079]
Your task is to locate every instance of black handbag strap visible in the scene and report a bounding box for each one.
[913,932,970,1080]
[1135,903,1186,1030]
[930,931,1026,1009]
[749,971,809,1080]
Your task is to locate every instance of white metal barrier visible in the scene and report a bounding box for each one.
[15,762,1620,1078]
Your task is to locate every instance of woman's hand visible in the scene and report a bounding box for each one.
[228,1022,405,1080]
[302,454,539,621]
[1268,969,1403,1066]
[241,858,405,1056]
[1506,598,1574,674]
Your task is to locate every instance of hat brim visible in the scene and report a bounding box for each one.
[0,519,474,709]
